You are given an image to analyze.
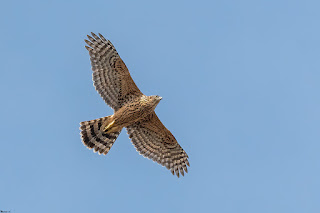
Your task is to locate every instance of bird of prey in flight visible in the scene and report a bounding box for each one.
[80,33,189,177]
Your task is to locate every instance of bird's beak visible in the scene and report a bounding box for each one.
[159,96,163,100]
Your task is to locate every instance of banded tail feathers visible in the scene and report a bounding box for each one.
[80,116,122,155]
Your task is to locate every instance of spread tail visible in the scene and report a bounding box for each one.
[80,116,122,155]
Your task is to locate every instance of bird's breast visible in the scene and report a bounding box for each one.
[113,101,154,127]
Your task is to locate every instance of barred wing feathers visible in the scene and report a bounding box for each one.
[126,112,190,177]
[85,33,143,111]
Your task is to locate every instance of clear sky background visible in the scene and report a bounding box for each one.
[1,0,320,212]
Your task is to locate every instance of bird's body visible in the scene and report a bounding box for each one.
[104,95,162,133]
[80,33,189,177]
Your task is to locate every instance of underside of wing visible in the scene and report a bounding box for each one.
[85,33,143,111]
[126,112,190,177]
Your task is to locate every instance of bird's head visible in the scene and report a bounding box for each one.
[153,95,162,104]
[154,95,162,101]
[148,95,162,109]
[141,95,162,109]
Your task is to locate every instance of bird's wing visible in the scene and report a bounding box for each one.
[126,112,189,177]
[85,33,143,111]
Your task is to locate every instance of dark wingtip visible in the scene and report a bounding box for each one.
[85,46,92,51]
[98,33,107,42]
[84,39,93,46]
[87,35,94,41]
[91,32,99,40]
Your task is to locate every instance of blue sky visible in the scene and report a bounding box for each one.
[1,0,320,212]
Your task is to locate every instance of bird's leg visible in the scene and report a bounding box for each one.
[104,120,115,132]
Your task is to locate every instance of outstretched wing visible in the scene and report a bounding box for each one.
[126,112,190,177]
[85,33,143,111]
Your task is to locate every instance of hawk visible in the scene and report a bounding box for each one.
[80,33,190,177]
